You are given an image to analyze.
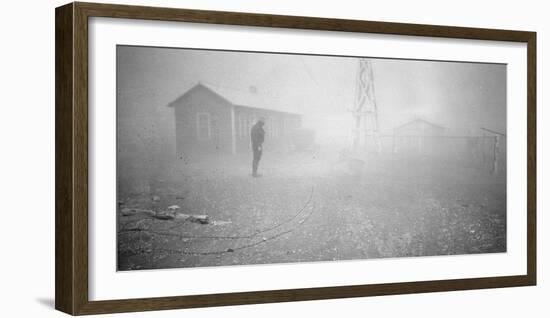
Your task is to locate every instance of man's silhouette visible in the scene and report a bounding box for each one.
[250,119,265,177]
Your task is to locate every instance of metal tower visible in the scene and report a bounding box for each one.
[351,58,381,153]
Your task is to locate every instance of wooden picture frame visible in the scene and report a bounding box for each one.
[55,2,536,315]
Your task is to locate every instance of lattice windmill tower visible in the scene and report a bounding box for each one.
[351,58,381,153]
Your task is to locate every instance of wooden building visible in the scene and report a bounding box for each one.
[168,83,302,158]
[393,118,446,155]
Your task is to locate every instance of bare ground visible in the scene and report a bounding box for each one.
[117,152,506,271]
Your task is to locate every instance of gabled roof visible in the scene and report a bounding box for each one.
[167,82,300,116]
[167,82,232,108]
[394,118,445,131]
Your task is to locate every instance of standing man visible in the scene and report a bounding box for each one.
[250,118,265,177]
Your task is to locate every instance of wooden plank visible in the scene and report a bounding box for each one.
[55,3,75,315]
[74,1,534,42]
[73,2,90,314]
[526,32,537,285]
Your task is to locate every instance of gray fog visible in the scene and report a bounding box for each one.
[116,45,506,271]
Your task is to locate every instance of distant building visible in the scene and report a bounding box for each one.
[393,118,446,155]
[168,82,302,157]
[394,118,445,136]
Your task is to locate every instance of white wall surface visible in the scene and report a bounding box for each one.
[0,0,547,317]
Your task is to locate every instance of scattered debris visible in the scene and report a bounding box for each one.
[174,212,190,220]
[121,208,156,217]
[121,207,133,216]
[189,215,209,224]
[118,187,316,267]
[172,212,210,224]
[154,211,175,220]
[167,205,180,211]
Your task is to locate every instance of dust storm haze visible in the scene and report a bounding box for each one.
[117,46,506,270]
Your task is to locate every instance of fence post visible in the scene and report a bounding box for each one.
[492,135,500,174]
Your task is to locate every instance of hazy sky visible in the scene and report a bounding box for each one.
[117,45,506,137]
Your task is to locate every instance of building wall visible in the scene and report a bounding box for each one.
[393,120,445,156]
[173,90,302,157]
[233,106,301,153]
[173,91,233,158]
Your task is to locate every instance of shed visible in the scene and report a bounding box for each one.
[168,82,302,158]
[393,118,446,155]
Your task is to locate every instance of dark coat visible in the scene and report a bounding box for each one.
[251,122,265,148]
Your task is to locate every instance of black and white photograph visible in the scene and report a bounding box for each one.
[1,0,545,316]
[116,45,507,271]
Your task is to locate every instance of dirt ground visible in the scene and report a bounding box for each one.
[117,151,506,271]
